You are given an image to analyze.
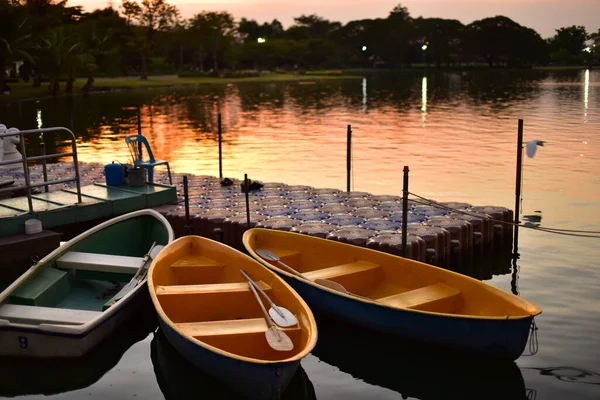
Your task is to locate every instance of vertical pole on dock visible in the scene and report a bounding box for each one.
[244,174,251,227]
[183,175,192,235]
[346,124,352,193]
[513,119,524,258]
[40,141,49,193]
[401,166,409,257]
[137,105,143,159]
[218,113,223,179]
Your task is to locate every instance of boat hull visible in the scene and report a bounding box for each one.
[242,228,540,361]
[0,287,149,358]
[0,209,173,358]
[158,317,300,400]
[273,270,533,360]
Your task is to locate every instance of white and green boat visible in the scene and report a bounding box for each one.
[0,209,174,358]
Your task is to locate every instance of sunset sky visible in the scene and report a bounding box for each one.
[78,0,599,39]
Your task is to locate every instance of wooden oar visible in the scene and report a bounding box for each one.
[239,269,298,327]
[246,279,294,352]
[255,249,376,302]
[107,242,160,305]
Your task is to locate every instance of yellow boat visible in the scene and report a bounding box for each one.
[147,235,317,400]
[243,228,542,360]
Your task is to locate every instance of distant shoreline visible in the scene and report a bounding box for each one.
[1,66,594,103]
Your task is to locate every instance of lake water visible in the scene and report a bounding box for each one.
[1,69,599,399]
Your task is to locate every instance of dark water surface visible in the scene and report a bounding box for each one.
[0,69,599,399]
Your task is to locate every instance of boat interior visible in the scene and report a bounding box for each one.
[150,237,314,361]
[0,215,167,327]
[245,230,540,319]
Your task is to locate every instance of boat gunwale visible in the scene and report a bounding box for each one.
[147,235,318,366]
[0,209,175,336]
[242,228,542,321]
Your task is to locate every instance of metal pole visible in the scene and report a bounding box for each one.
[18,132,33,213]
[40,141,49,193]
[218,113,223,179]
[183,175,192,235]
[401,166,409,257]
[513,119,524,258]
[70,129,83,204]
[137,105,143,158]
[346,124,352,193]
[245,173,250,226]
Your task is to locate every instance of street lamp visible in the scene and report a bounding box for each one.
[362,45,367,51]
[421,44,428,51]
[257,37,266,44]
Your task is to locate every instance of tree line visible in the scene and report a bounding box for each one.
[1,0,599,95]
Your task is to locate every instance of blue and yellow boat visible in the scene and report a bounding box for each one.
[243,228,542,360]
[147,235,317,400]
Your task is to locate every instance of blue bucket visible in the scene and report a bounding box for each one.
[104,162,123,186]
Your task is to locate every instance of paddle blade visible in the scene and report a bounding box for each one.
[269,307,298,328]
[315,279,349,293]
[256,249,278,261]
[265,327,294,352]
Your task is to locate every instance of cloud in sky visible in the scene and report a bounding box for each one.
[82,0,599,39]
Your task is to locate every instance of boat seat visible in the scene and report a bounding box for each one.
[303,260,380,281]
[156,281,271,296]
[177,318,300,338]
[169,255,225,283]
[56,251,143,275]
[271,250,301,269]
[8,267,70,306]
[0,304,102,326]
[376,283,461,313]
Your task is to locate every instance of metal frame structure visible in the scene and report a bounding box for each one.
[0,127,82,213]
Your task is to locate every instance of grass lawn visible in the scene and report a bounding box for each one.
[0,73,362,102]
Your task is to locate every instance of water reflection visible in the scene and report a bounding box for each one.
[1,69,588,171]
[0,301,156,397]
[311,314,529,400]
[584,69,589,122]
[421,75,428,113]
[150,328,316,400]
[361,77,367,114]
[524,366,600,386]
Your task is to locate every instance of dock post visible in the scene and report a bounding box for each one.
[137,105,143,158]
[183,175,192,235]
[401,166,409,257]
[244,173,250,226]
[40,141,49,193]
[347,124,352,193]
[218,113,223,179]
[513,119,524,258]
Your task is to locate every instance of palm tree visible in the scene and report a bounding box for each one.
[37,27,83,94]
[0,18,33,94]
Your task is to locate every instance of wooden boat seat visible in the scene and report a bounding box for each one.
[156,281,271,296]
[56,251,143,275]
[272,250,301,268]
[0,304,102,325]
[8,267,70,306]
[170,255,224,268]
[169,255,225,283]
[177,318,301,338]
[303,260,380,281]
[376,283,461,313]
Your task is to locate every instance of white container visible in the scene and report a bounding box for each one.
[24,219,42,235]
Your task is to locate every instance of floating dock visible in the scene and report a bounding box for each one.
[1,162,514,280]
[0,179,176,237]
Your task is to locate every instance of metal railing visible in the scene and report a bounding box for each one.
[0,127,82,213]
